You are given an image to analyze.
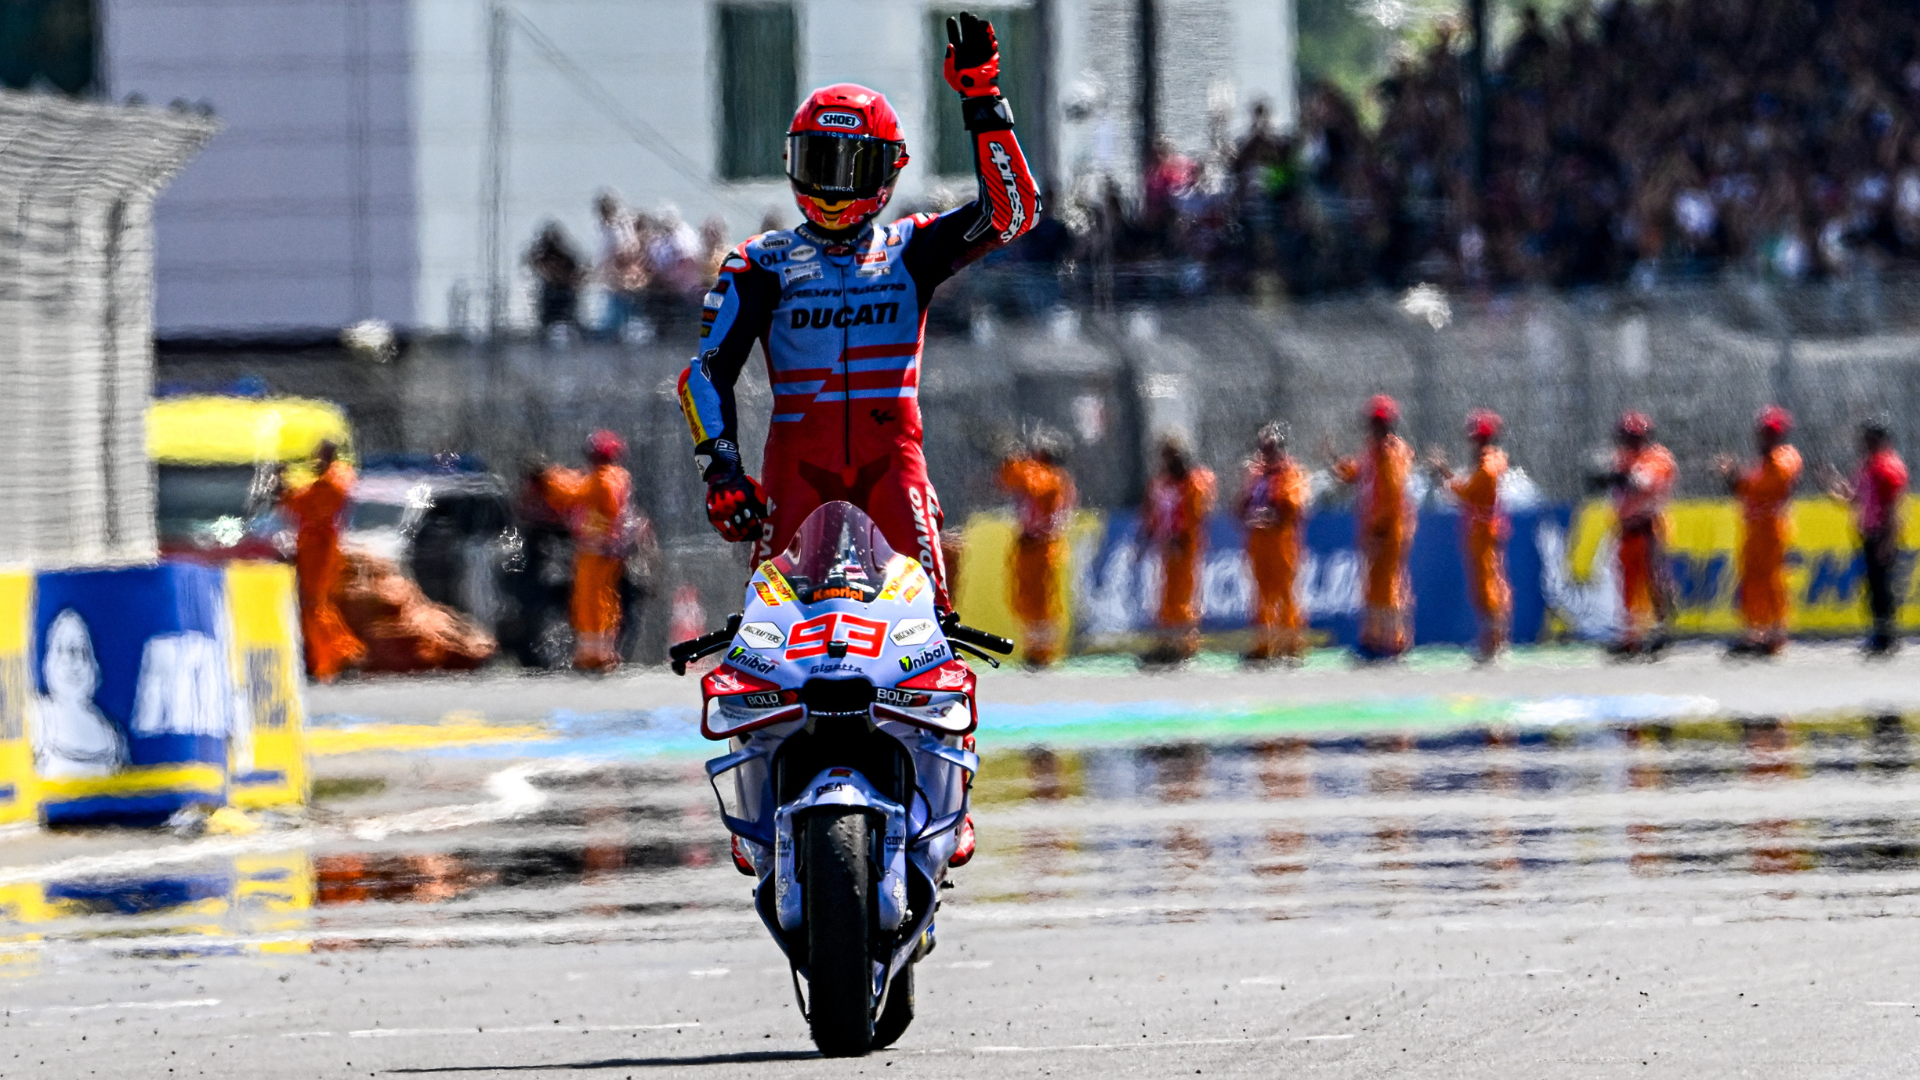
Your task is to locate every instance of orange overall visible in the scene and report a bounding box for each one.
[1239,459,1310,658]
[280,461,367,681]
[999,459,1076,666]
[1612,443,1678,643]
[539,463,635,671]
[1335,435,1416,655]
[1448,447,1512,642]
[1732,444,1802,639]
[1147,468,1218,650]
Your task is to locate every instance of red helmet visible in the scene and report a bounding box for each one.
[586,430,626,463]
[1466,409,1503,441]
[787,84,909,232]
[1616,410,1653,439]
[1366,394,1400,426]
[1756,404,1793,437]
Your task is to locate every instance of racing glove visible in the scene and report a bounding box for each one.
[943,11,1001,98]
[696,439,769,543]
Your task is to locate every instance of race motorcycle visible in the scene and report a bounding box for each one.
[670,501,1011,1057]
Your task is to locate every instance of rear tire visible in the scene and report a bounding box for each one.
[804,809,875,1057]
[872,958,914,1049]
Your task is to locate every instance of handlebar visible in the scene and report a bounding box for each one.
[669,613,741,676]
[941,613,1014,656]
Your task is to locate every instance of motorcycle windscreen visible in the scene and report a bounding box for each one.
[770,500,910,594]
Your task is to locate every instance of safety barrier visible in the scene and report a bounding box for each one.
[957,497,1914,656]
[0,561,306,828]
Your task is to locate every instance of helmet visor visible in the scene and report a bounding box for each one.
[787,134,903,198]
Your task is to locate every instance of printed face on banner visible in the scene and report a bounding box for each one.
[32,609,125,778]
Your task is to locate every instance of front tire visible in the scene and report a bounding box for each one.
[804,809,875,1057]
[872,958,914,1049]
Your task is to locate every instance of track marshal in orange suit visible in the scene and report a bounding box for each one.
[1331,395,1417,660]
[1237,422,1310,663]
[536,431,636,672]
[998,433,1076,668]
[1719,406,1802,656]
[278,440,366,681]
[1604,411,1679,656]
[1432,410,1511,662]
[1143,435,1216,664]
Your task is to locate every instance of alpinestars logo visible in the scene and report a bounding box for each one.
[987,141,1027,242]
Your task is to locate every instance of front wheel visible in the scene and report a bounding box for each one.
[804,809,875,1057]
[872,958,914,1049]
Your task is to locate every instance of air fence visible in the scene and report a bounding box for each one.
[162,270,1920,660]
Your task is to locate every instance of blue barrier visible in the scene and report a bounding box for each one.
[1079,506,1573,647]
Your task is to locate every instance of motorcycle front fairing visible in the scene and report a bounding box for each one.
[699,501,978,994]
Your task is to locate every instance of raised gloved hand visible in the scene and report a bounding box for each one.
[943,11,1001,98]
[696,439,769,543]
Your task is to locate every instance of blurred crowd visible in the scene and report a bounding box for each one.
[525,192,732,337]
[1025,0,1920,298]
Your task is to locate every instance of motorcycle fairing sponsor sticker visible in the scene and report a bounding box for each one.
[897,641,949,673]
[888,618,936,647]
[753,581,782,607]
[738,621,786,649]
[726,645,780,675]
[786,613,888,660]
[875,557,927,601]
[741,689,797,708]
[873,686,931,708]
[756,563,798,604]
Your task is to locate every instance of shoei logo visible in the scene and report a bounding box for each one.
[725,645,779,675]
[738,621,785,649]
[889,618,936,647]
[815,111,862,130]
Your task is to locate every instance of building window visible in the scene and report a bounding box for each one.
[0,0,97,96]
[926,5,1039,177]
[716,2,798,181]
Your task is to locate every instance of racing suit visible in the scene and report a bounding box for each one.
[678,102,1040,610]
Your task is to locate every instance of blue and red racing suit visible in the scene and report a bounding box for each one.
[678,99,1039,609]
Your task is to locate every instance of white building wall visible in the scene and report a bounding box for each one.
[110,0,1297,335]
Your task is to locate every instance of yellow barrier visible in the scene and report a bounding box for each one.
[0,571,31,826]
[225,562,309,809]
[1566,496,1920,634]
[953,510,1105,665]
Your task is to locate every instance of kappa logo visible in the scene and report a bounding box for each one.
[789,303,901,329]
[726,645,779,675]
[815,110,862,130]
[738,621,785,649]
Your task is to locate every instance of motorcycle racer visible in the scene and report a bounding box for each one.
[678,10,1041,610]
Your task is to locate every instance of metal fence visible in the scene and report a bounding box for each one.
[157,268,1920,656]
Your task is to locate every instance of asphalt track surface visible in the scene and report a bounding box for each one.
[9,643,1920,1078]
